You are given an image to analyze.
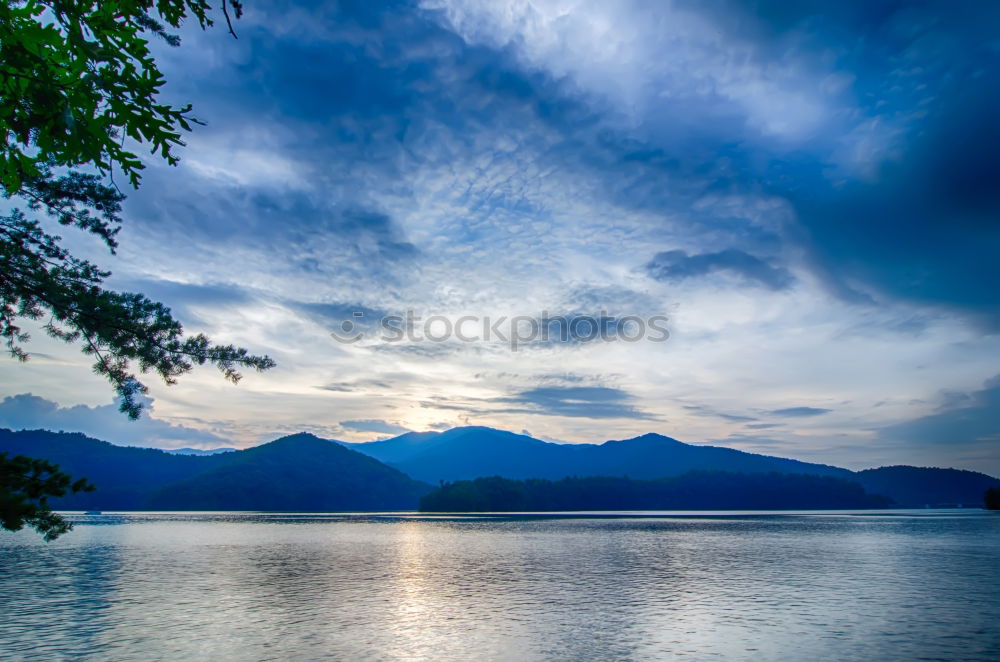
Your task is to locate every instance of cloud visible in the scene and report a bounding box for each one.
[0,394,230,450]
[106,279,257,326]
[340,419,412,435]
[291,302,391,337]
[317,379,393,393]
[682,404,757,423]
[424,0,849,144]
[369,342,466,359]
[502,386,657,420]
[769,407,832,418]
[414,384,657,421]
[120,279,254,308]
[753,7,1000,328]
[423,0,1000,328]
[646,249,794,290]
[878,375,1000,449]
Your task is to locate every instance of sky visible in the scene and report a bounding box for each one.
[3,0,1000,473]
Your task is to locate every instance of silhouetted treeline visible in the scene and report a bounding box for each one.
[419,471,894,511]
[986,488,1000,510]
[856,465,1000,507]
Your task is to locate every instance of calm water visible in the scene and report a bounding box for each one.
[1,510,998,661]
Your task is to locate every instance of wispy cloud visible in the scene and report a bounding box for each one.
[879,376,1000,451]
[769,407,832,418]
[646,249,794,291]
[501,386,658,420]
[340,419,412,435]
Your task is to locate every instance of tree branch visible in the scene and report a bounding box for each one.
[221,0,239,39]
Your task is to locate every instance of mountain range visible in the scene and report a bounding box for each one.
[340,427,852,483]
[2,426,998,510]
[164,447,237,456]
[0,429,427,511]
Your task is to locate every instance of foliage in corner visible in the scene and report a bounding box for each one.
[0,0,245,192]
[0,451,94,540]
[0,1,270,420]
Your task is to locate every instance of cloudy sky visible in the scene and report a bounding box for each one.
[3,0,999,473]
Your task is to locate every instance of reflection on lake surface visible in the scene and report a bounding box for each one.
[2,511,999,661]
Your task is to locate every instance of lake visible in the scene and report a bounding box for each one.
[1,510,998,661]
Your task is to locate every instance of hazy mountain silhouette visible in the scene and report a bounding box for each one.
[164,447,237,456]
[0,429,429,510]
[342,427,853,483]
[3,426,998,511]
[146,433,429,510]
[346,431,445,464]
[0,428,226,508]
[345,428,573,482]
[343,427,1000,506]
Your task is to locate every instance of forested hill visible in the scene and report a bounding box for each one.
[0,429,430,511]
[419,473,895,512]
[855,466,1000,507]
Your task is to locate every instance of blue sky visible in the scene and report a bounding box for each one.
[3,0,999,472]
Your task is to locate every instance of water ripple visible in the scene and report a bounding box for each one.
[1,511,998,661]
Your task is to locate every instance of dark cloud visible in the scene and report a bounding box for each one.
[717,413,758,423]
[128,0,1000,332]
[769,407,832,418]
[107,279,256,326]
[748,3,1000,328]
[317,384,354,393]
[120,279,254,307]
[683,404,757,423]
[0,394,230,449]
[502,386,657,420]
[128,181,419,282]
[415,385,656,420]
[317,379,393,393]
[530,313,650,348]
[291,302,389,331]
[131,1,777,283]
[646,249,794,290]
[878,375,1000,449]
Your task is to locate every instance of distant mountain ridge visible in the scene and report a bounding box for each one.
[146,433,429,511]
[341,426,853,483]
[164,447,237,456]
[0,429,429,511]
[341,426,1000,507]
[1,429,227,508]
[2,426,998,510]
